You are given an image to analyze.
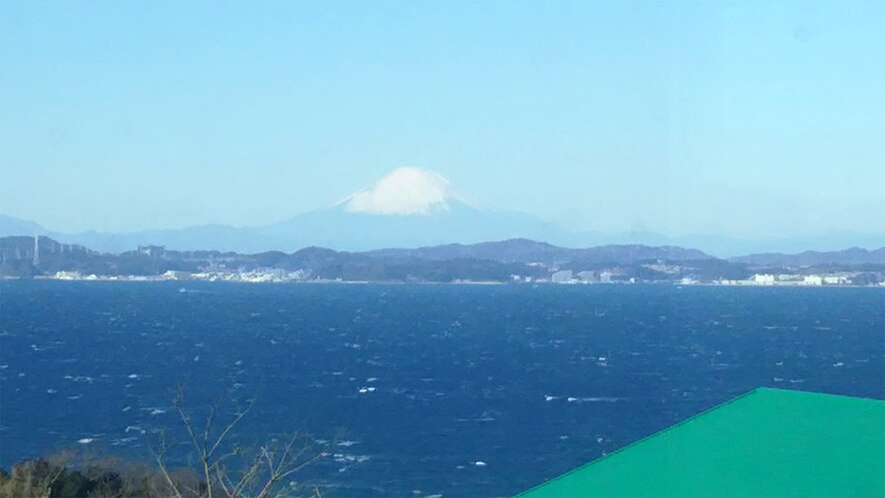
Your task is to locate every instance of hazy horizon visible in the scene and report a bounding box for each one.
[1,1,883,240]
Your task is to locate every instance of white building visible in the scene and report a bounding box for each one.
[577,271,595,283]
[752,274,776,285]
[551,270,573,283]
[803,275,823,286]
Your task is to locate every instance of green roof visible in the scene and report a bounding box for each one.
[518,388,885,498]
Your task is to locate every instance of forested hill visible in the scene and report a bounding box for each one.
[366,238,712,264]
[1,236,882,284]
[731,247,885,267]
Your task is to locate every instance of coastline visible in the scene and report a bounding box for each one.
[3,276,881,288]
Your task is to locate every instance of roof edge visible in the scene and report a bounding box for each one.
[515,388,762,497]
[755,386,885,403]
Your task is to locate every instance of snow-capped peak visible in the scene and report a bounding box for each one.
[339,167,462,215]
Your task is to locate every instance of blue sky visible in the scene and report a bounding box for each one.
[1,0,883,237]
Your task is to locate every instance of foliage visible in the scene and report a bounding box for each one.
[0,388,328,498]
[152,387,328,498]
[0,452,199,498]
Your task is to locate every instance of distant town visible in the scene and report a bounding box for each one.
[44,268,881,287]
[2,235,884,287]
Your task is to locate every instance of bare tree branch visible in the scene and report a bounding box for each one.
[160,387,325,498]
[151,429,184,498]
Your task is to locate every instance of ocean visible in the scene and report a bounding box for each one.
[1,281,883,497]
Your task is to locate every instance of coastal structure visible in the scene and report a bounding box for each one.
[752,273,775,284]
[551,270,573,283]
[804,275,823,286]
[517,388,885,497]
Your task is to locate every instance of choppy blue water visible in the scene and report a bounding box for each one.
[1,281,883,496]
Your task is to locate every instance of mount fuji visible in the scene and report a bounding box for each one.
[0,168,572,253]
[258,167,570,251]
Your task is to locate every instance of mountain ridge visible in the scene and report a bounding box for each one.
[730,247,885,267]
[5,166,885,256]
[2,232,882,276]
[365,238,713,264]
[3,213,884,259]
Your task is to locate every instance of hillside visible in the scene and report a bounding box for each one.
[1,236,737,282]
[731,247,885,267]
[4,236,883,285]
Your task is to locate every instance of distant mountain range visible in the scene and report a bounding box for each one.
[2,168,884,257]
[731,247,885,268]
[364,240,884,269]
[2,234,882,282]
[366,239,712,265]
[1,235,723,281]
